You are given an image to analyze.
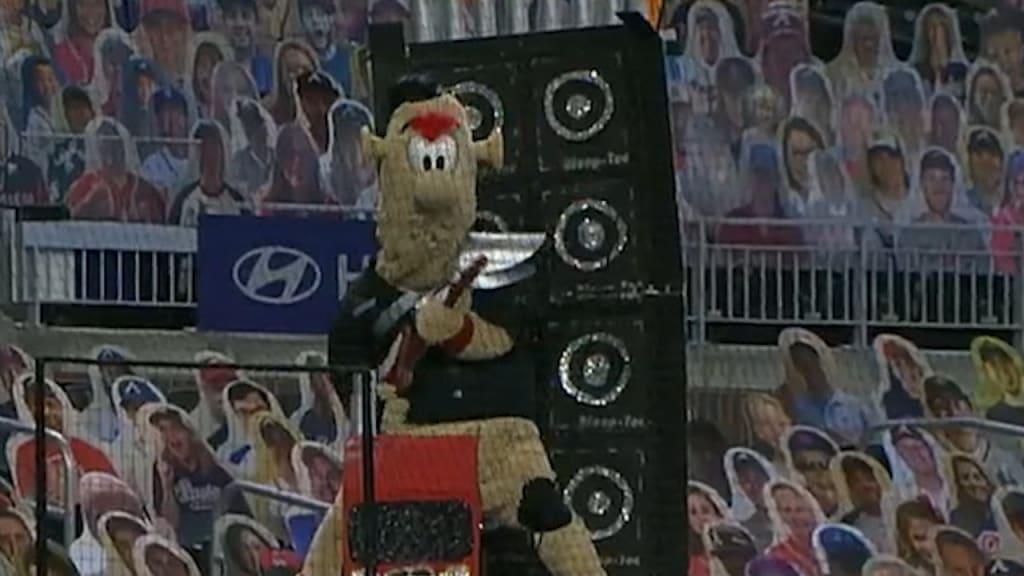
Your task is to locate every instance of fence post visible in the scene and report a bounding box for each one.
[33,359,47,576]
[358,370,378,576]
[1016,232,1024,349]
[854,222,870,347]
[694,219,707,345]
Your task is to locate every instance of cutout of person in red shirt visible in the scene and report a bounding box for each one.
[765,479,826,576]
[10,374,118,508]
[67,116,166,223]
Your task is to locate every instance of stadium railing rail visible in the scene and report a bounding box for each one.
[682,217,1024,345]
[5,210,1024,343]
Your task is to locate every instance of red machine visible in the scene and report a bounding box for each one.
[343,435,482,576]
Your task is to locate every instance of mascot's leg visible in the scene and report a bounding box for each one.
[475,418,606,576]
[392,417,605,576]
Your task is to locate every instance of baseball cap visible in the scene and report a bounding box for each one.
[732,451,767,475]
[920,148,955,176]
[296,71,341,99]
[968,128,1004,155]
[884,70,921,99]
[923,375,969,405]
[788,428,835,454]
[867,132,902,155]
[816,525,872,572]
[1002,491,1024,519]
[152,86,188,115]
[988,559,1024,576]
[115,377,162,406]
[708,523,756,555]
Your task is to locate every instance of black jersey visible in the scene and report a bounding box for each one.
[329,264,538,424]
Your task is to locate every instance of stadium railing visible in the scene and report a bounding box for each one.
[5,210,1024,342]
[682,217,1024,345]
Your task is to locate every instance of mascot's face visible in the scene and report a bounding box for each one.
[362,94,502,231]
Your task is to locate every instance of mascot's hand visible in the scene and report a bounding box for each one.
[415,297,467,345]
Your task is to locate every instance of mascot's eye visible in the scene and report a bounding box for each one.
[407,135,458,173]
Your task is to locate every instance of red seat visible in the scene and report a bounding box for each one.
[343,435,482,575]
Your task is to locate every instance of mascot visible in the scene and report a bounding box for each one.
[304,75,606,575]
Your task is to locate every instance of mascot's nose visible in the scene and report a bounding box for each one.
[408,134,458,173]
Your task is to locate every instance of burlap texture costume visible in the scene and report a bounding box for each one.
[303,86,604,575]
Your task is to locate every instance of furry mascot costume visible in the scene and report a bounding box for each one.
[304,76,606,575]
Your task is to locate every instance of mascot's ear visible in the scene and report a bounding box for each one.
[361,126,386,162]
[472,128,504,169]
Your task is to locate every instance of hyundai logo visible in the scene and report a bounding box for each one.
[233,246,322,305]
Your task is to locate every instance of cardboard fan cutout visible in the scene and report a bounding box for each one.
[10,373,118,507]
[764,478,827,576]
[81,344,137,444]
[311,75,604,575]
[946,453,997,538]
[132,533,201,576]
[873,334,933,420]
[138,403,248,552]
[213,513,281,576]
[971,336,1024,427]
[290,350,350,450]
[782,425,841,518]
[292,440,341,504]
[812,523,876,576]
[883,426,951,516]
[723,446,778,550]
[0,343,33,407]
[831,450,894,553]
[932,525,988,576]
[70,471,148,575]
[97,511,152,576]
[993,486,1024,559]
[777,328,872,446]
[218,378,286,471]
[190,350,245,447]
[703,522,758,576]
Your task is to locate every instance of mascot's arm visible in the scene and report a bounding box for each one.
[415,296,514,361]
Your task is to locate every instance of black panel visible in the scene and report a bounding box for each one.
[541,175,642,301]
[473,182,531,234]
[531,53,632,174]
[544,311,649,435]
[550,443,646,576]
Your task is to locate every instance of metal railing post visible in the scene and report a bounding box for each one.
[359,370,378,576]
[695,219,707,345]
[855,222,870,347]
[33,360,47,576]
[1015,231,1024,348]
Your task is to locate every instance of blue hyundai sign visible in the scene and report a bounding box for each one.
[197,215,376,334]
